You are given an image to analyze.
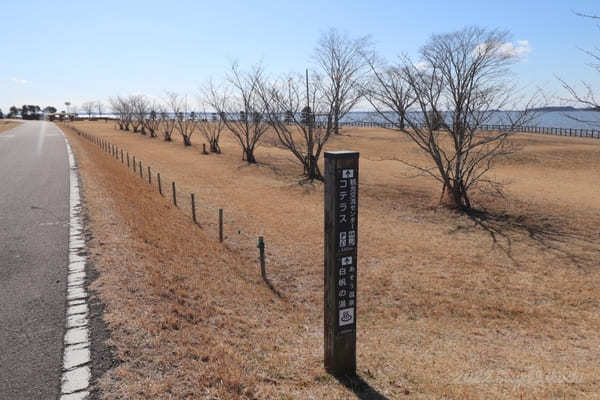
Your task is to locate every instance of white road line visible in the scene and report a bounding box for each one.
[60,129,91,399]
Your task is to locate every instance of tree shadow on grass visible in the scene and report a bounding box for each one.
[462,208,600,270]
[333,374,390,400]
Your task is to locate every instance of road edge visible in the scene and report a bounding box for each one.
[59,133,91,400]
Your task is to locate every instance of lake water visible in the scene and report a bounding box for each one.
[343,110,600,130]
[85,110,600,130]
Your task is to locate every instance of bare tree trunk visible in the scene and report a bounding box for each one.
[244,148,256,163]
[334,114,340,135]
[210,138,220,153]
[306,154,323,180]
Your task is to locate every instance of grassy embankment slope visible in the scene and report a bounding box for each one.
[62,120,600,399]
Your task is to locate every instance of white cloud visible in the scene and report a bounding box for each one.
[498,40,531,57]
[11,77,28,84]
[474,40,531,60]
[414,61,430,71]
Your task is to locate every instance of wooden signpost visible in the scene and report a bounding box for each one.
[324,151,359,376]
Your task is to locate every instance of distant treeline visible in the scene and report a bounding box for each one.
[0,105,76,120]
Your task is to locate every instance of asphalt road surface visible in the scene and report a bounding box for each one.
[0,121,70,399]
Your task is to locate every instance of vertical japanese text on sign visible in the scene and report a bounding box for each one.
[335,166,358,334]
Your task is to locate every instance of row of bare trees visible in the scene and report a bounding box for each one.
[107,93,221,148]
[102,25,550,211]
[108,65,334,181]
[105,28,371,181]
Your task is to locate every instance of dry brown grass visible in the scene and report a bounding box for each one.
[0,120,21,133]
[62,121,600,399]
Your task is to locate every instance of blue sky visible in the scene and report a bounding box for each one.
[1,0,600,112]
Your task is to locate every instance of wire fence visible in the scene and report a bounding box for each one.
[332,120,600,139]
[67,125,269,282]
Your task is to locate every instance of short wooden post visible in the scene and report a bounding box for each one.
[257,236,266,280]
[324,151,359,377]
[133,156,136,172]
[172,182,177,206]
[158,173,162,195]
[127,152,130,167]
[203,143,207,154]
[121,149,124,163]
[218,208,224,242]
[139,161,143,179]
[147,166,151,184]
[191,193,197,224]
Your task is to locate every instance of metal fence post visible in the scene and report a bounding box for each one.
[191,193,197,224]
[172,182,177,206]
[218,208,224,242]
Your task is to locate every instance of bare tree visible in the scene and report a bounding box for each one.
[162,92,180,141]
[173,95,198,146]
[313,28,371,135]
[198,86,226,153]
[130,95,148,134]
[365,26,538,211]
[144,101,161,138]
[213,64,270,163]
[109,96,132,130]
[557,12,600,126]
[260,72,333,181]
[69,105,78,121]
[96,101,104,120]
[159,109,175,141]
[82,101,95,119]
[362,58,416,129]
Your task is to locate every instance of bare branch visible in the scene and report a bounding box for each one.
[210,63,270,163]
[313,28,372,134]
[259,72,334,180]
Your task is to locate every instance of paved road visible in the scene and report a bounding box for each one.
[0,121,69,399]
